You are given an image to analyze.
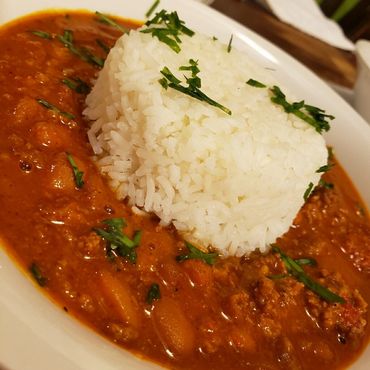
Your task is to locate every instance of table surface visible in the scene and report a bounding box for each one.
[211,0,357,89]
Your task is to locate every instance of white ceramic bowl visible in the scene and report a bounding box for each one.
[0,1,369,369]
[354,39,370,123]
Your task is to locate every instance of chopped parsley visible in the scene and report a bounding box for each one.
[179,58,200,76]
[269,257,317,279]
[356,203,366,217]
[30,30,52,39]
[246,78,266,88]
[176,241,218,265]
[36,98,75,120]
[294,257,317,267]
[145,0,161,18]
[141,9,194,53]
[317,148,335,175]
[146,283,161,304]
[31,28,106,67]
[227,34,233,53]
[272,246,345,303]
[62,77,91,94]
[29,263,47,287]
[66,153,85,189]
[303,182,314,201]
[159,60,231,115]
[270,86,334,134]
[96,39,111,54]
[319,179,334,189]
[268,273,289,280]
[58,29,104,68]
[304,178,333,201]
[316,164,333,173]
[95,11,128,33]
[246,82,334,133]
[93,218,142,264]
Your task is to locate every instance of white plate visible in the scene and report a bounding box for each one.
[0,1,369,369]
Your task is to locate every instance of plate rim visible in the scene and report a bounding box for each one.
[0,1,369,370]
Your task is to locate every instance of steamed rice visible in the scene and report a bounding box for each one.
[84,26,327,256]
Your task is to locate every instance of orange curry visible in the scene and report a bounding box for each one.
[0,11,369,370]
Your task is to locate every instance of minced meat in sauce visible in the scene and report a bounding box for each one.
[0,11,369,370]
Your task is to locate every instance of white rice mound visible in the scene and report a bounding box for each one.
[84,28,328,257]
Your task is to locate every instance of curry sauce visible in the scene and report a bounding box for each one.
[0,11,369,370]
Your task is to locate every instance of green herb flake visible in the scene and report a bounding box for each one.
[29,263,47,287]
[145,0,160,18]
[227,34,233,53]
[62,77,91,94]
[268,273,289,280]
[294,257,317,267]
[158,77,168,89]
[66,153,85,189]
[161,66,181,85]
[319,179,334,189]
[176,241,218,265]
[212,36,218,41]
[57,29,105,68]
[30,30,52,39]
[316,164,333,173]
[272,246,345,303]
[268,258,316,279]
[141,9,194,53]
[141,28,182,53]
[146,283,161,304]
[95,11,128,33]
[356,203,366,217]
[303,182,314,201]
[96,39,111,54]
[270,85,334,134]
[246,78,267,88]
[159,61,231,115]
[36,98,75,120]
[93,218,141,264]
[62,29,73,43]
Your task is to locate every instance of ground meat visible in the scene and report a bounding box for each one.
[342,224,370,273]
[252,277,281,312]
[198,319,223,354]
[1,12,369,370]
[227,324,256,353]
[224,291,253,320]
[299,338,334,362]
[275,337,303,370]
[76,232,104,259]
[305,270,368,340]
[106,322,139,343]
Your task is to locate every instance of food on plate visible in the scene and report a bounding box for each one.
[85,13,329,256]
[0,7,369,370]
